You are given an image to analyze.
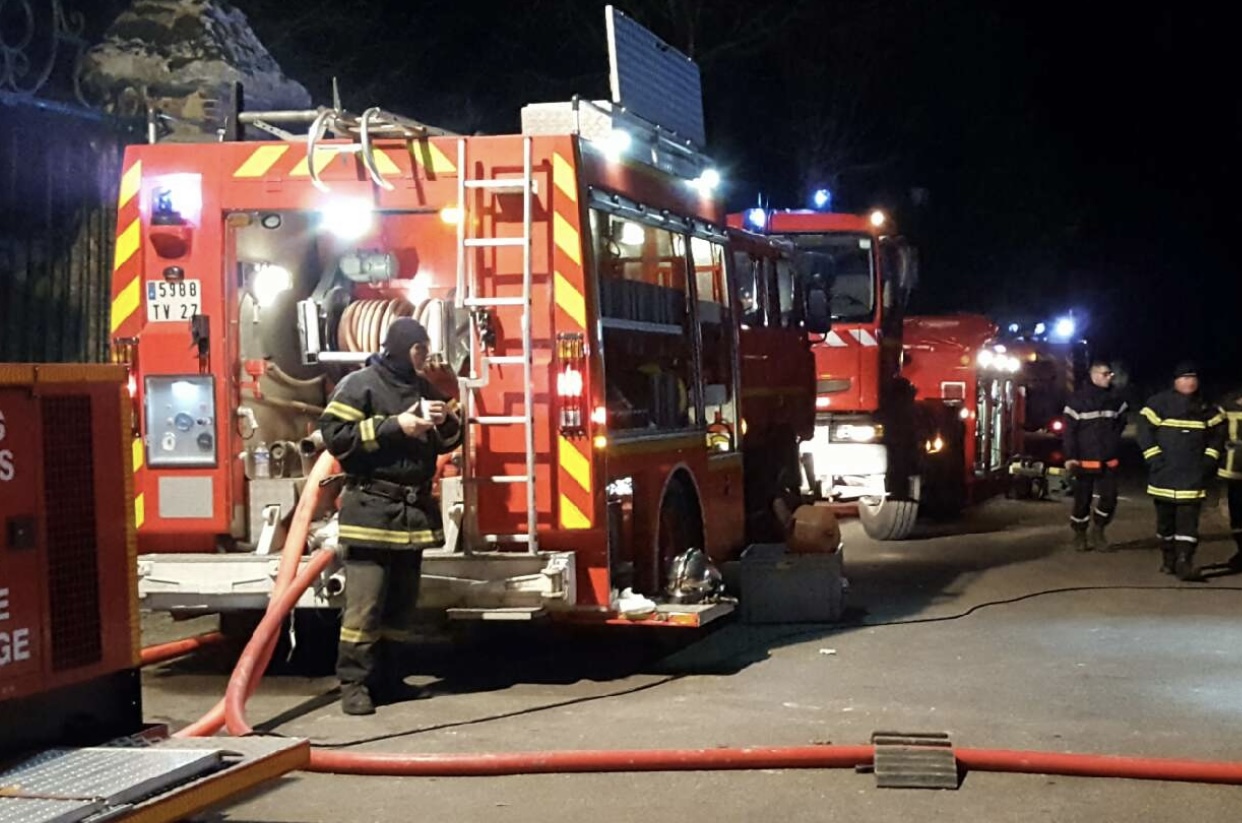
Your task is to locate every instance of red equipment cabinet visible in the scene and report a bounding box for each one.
[0,364,142,756]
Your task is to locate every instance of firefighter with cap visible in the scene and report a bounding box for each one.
[1215,386,1242,570]
[1136,361,1225,580]
[318,317,461,715]
[1062,360,1128,551]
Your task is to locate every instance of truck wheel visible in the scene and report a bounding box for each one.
[858,495,919,540]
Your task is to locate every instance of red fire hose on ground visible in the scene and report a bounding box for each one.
[169,453,1242,784]
[140,631,226,667]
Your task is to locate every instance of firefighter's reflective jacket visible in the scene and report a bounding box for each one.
[1136,390,1225,501]
[1063,384,1127,469]
[1217,389,1242,481]
[319,362,462,551]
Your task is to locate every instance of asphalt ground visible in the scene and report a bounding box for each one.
[142,474,1242,822]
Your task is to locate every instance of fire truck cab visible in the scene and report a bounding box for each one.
[112,10,829,626]
[727,208,920,539]
[901,315,1025,515]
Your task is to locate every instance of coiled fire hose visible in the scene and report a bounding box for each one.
[165,453,1242,783]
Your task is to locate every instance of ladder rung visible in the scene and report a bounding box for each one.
[464,237,527,248]
[464,179,532,191]
[482,534,533,543]
[464,297,527,308]
[485,355,527,365]
[473,416,529,425]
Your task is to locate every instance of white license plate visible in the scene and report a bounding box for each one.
[146,279,201,322]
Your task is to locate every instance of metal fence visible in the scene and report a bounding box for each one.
[0,104,132,363]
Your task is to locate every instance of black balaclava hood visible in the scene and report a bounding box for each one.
[378,317,430,382]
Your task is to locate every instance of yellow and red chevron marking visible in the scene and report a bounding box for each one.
[550,146,594,530]
[107,157,146,529]
[230,138,457,182]
[109,158,143,338]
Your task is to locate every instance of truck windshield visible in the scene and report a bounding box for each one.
[782,233,875,322]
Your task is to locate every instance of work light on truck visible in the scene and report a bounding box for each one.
[556,332,587,436]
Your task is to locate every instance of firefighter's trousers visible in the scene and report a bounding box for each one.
[337,546,424,688]
[1228,480,1242,551]
[1070,469,1118,531]
[1155,500,1202,558]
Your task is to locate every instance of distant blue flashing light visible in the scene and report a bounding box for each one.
[1052,317,1076,341]
[746,208,766,229]
[1034,322,1047,336]
[812,188,832,209]
[1007,323,1020,334]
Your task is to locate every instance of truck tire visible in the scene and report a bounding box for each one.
[858,495,919,540]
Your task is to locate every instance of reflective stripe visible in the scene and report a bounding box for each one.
[1066,408,1123,421]
[1063,406,1079,419]
[1162,418,1206,430]
[1205,447,1221,460]
[325,401,366,422]
[1069,515,1090,524]
[1220,469,1242,480]
[1143,446,1162,459]
[1147,485,1207,500]
[360,417,380,452]
[1117,402,1129,415]
[1141,407,1162,425]
[1208,413,1226,427]
[1172,535,1199,544]
[338,524,445,545]
[339,626,381,645]
[1093,507,1111,518]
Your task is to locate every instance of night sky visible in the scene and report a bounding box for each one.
[234,0,1239,392]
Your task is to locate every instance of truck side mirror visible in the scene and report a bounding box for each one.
[805,284,832,334]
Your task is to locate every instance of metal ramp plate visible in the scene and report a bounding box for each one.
[871,731,960,790]
[0,737,308,823]
[0,798,103,823]
[0,748,223,808]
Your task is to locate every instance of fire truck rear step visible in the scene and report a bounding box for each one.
[137,549,574,613]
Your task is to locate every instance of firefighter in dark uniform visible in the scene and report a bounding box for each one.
[1062,360,1128,551]
[1136,362,1225,581]
[1216,388,1242,570]
[318,318,461,715]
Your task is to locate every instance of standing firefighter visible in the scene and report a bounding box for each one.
[1217,388,1242,570]
[318,318,461,715]
[1063,360,1128,551]
[1136,362,1225,580]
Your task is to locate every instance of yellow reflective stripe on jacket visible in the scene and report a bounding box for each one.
[1147,485,1207,501]
[1207,412,1226,427]
[1206,447,1221,460]
[339,626,381,645]
[1220,468,1242,480]
[1143,446,1162,460]
[338,524,445,545]
[1140,407,1161,425]
[359,416,381,452]
[325,400,366,422]
[1159,418,1206,430]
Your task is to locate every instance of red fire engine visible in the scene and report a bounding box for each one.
[109,12,829,626]
[727,208,920,538]
[901,315,1025,515]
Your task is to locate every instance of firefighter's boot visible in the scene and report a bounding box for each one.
[1174,549,1202,582]
[1090,522,1114,552]
[341,683,376,716]
[1071,530,1090,553]
[1159,543,1176,575]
